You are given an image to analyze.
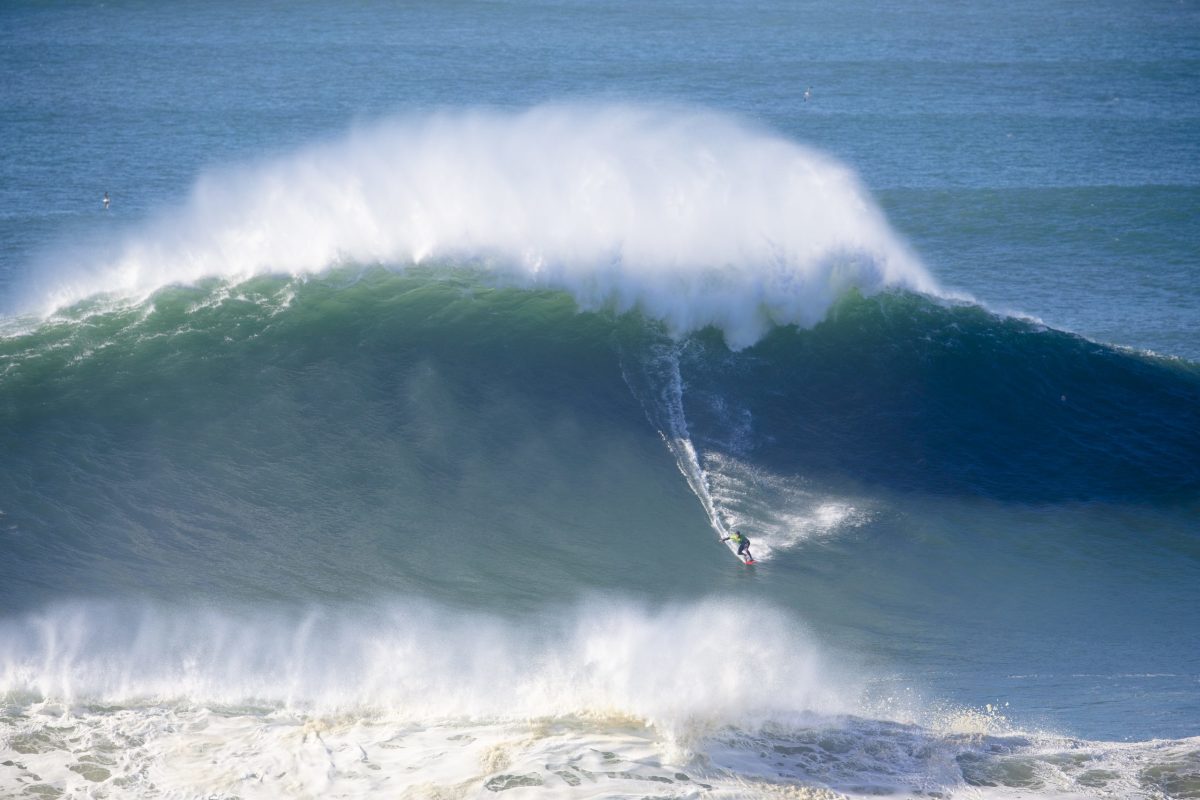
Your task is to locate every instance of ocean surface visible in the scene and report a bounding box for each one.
[2,1,1199,798]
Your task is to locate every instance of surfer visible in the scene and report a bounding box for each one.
[803,86,812,102]
[722,530,754,563]
[103,191,110,210]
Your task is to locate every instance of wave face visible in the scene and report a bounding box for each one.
[2,271,1197,612]
[21,104,936,348]
[670,292,1200,503]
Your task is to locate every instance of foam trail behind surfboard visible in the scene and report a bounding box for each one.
[621,342,747,561]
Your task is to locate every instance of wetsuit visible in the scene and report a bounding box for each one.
[726,532,752,560]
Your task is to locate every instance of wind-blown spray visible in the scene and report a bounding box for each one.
[32,104,938,348]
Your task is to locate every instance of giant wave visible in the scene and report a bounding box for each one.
[4,105,1200,800]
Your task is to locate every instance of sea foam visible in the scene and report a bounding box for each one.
[32,104,939,348]
[6,599,1194,799]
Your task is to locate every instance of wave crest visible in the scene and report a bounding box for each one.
[34,104,939,347]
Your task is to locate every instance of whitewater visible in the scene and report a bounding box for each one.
[18,104,942,350]
[3,1,1200,798]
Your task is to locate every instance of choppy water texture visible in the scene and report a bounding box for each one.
[2,1,1199,798]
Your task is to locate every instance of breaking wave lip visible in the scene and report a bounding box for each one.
[23,103,943,348]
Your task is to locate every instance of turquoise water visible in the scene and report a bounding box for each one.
[2,2,1198,798]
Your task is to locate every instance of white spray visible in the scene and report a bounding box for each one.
[0,599,848,731]
[31,103,938,349]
